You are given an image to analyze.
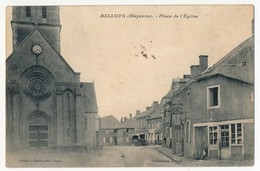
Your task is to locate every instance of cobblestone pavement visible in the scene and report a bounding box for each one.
[6,145,181,167]
[6,145,254,167]
[155,146,254,167]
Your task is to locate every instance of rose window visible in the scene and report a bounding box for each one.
[25,77,50,99]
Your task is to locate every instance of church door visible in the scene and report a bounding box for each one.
[28,114,49,148]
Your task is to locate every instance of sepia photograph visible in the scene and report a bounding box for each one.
[4,4,255,167]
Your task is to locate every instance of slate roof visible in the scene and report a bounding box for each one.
[100,115,137,129]
[198,36,254,84]
[100,115,121,129]
[147,104,163,120]
[175,36,254,96]
[135,103,162,120]
[6,27,79,75]
[81,82,98,113]
[119,118,137,129]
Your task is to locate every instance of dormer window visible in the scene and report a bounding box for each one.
[25,6,31,17]
[42,7,47,18]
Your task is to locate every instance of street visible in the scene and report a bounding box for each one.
[7,146,182,167]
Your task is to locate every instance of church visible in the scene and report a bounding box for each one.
[6,6,99,151]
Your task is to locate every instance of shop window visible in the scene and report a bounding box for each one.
[209,126,218,145]
[231,123,243,145]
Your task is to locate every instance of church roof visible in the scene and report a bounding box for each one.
[81,82,98,113]
[6,27,80,76]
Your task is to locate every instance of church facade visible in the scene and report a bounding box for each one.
[6,6,99,151]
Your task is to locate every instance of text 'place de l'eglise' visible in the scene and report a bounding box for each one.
[6,6,254,165]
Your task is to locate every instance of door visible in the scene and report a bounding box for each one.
[114,137,117,145]
[28,114,49,148]
[29,125,48,148]
[194,126,207,158]
[219,125,230,159]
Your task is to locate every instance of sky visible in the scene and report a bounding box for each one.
[5,5,254,120]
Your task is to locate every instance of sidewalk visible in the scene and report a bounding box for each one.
[154,146,254,167]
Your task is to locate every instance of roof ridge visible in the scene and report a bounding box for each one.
[205,36,253,74]
[6,26,79,75]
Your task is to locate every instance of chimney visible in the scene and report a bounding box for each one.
[129,113,132,119]
[199,55,208,72]
[190,55,208,78]
[152,101,159,107]
[190,65,201,78]
[146,106,151,111]
[124,117,127,122]
[120,117,123,123]
[171,78,180,91]
[183,74,191,79]
[136,110,140,115]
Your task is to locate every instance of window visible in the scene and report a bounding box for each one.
[126,128,129,133]
[185,121,191,143]
[114,129,117,133]
[209,126,218,145]
[42,6,47,18]
[231,123,243,145]
[25,6,31,17]
[85,118,87,129]
[207,85,220,109]
[251,93,254,102]
[220,125,229,147]
[105,137,110,143]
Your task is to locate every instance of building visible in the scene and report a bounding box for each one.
[99,114,136,146]
[135,101,163,144]
[161,76,190,148]
[6,6,99,152]
[163,36,254,160]
[99,115,121,146]
[146,102,163,144]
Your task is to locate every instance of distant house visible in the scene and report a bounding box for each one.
[99,114,136,146]
[162,36,254,160]
[146,102,163,144]
[117,115,136,145]
[134,101,161,142]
